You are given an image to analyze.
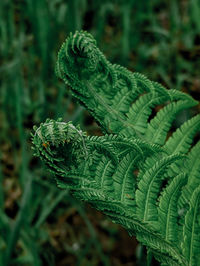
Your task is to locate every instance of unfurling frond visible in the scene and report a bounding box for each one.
[33,31,200,266]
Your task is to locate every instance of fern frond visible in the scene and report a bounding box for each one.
[158,173,187,244]
[86,135,119,163]
[145,100,197,145]
[185,141,200,185]
[94,155,115,194]
[126,93,168,134]
[56,31,198,140]
[32,119,190,265]
[106,211,186,266]
[126,92,196,137]
[164,114,200,155]
[181,186,200,266]
[136,154,183,223]
[178,142,200,209]
[112,152,138,208]
[33,31,200,266]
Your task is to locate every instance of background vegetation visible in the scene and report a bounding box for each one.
[0,0,199,265]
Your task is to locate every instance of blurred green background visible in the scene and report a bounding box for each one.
[0,0,200,265]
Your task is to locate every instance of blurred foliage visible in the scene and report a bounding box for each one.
[0,0,199,265]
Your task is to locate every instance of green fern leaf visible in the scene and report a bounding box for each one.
[112,152,138,208]
[178,142,200,210]
[126,93,168,134]
[32,31,200,266]
[181,186,200,266]
[164,114,200,155]
[136,154,183,223]
[145,100,197,145]
[158,173,187,244]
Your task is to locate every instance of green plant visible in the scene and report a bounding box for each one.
[32,31,200,266]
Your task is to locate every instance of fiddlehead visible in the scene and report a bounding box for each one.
[32,118,88,177]
[56,31,198,140]
[32,119,187,265]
